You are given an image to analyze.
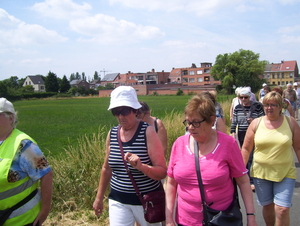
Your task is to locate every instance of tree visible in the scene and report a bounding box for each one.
[70,73,75,81]
[211,49,267,94]
[82,72,86,81]
[20,85,34,93]
[0,81,8,97]
[93,71,100,80]
[45,71,59,92]
[60,75,71,93]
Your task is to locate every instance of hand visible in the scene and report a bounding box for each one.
[124,152,141,168]
[247,215,257,226]
[93,199,104,216]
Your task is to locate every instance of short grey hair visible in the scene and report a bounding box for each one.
[3,112,18,128]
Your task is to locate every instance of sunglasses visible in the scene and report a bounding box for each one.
[239,96,249,99]
[111,107,133,116]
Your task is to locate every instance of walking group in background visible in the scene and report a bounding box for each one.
[2,82,300,226]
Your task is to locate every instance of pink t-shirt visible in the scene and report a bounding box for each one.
[167,131,247,226]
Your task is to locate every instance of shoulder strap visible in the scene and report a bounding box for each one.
[117,126,144,204]
[254,116,263,134]
[154,118,158,133]
[285,115,293,133]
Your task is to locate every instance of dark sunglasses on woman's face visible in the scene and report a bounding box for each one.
[111,107,133,116]
[239,96,249,99]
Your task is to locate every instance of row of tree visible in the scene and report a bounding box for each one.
[0,49,268,97]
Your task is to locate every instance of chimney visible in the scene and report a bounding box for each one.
[152,68,155,73]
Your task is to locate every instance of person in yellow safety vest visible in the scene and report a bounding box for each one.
[0,98,53,226]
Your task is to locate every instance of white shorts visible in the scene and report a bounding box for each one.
[109,199,162,226]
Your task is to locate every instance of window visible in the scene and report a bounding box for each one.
[272,73,275,79]
[282,81,285,85]
[197,70,203,74]
[204,76,210,81]
[277,73,280,79]
[41,86,44,90]
[189,71,195,75]
[182,70,188,75]
[290,73,293,78]
[197,77,203,82]
[182,78,188,83]
[189,78,195,83]
[204,69,210,73]
[281,73,284,78]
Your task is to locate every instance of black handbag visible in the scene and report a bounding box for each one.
[194,140,243,226]
[117,126,166,223]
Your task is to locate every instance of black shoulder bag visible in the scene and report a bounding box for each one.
[194,140,243,226]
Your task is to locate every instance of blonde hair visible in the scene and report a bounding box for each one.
[185,93,216,123]
[263,91,283,108]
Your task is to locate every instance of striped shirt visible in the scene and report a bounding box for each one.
[108,121,160,205]
[230,102,265,146]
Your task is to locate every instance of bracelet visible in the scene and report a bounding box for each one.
[246,213,256,216]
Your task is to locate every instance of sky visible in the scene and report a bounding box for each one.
[1,0,300,81]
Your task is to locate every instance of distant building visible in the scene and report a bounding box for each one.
[263,60,299,86]
[23,75,45,92]
[70,79,90,89]
[169,62,221,86]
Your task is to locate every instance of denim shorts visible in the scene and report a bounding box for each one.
[253,177,295,207]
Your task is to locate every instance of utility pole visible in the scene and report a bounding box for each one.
[100,68,111,79]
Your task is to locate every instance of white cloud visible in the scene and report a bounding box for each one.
[30,0,92,20]
[70,14,164,43]
[281,34,300,43]
[0,9,68,47]
[109,0,259,16]
[278,25,300,33]
[163,40,206,49]
[20,58,52,64]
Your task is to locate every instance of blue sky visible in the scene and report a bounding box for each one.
[1,0,300,81]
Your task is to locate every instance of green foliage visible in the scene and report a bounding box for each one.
[152,91,158,96]
[176,88,184,96]
[21,85,35,93]
[0,81,8,97]
[45,71,59,93]
[60,75,71,93]
[211,49,267,94]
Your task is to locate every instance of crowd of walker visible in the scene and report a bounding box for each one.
[1,83,300,226]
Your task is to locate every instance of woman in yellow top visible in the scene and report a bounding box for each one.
[241,91,300,226]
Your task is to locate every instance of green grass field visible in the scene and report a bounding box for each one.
[13,95,234,157]
[12,95,193,156]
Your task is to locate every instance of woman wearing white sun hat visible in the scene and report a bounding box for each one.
[93,86,167,226]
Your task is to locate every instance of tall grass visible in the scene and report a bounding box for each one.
[45,97,233,225]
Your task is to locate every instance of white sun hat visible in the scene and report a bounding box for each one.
[108,86,142,110]
[293,82,298,86]
[0,98,15,114]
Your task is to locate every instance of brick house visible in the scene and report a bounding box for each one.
[263,60,299,86]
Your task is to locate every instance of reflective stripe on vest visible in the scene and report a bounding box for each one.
[9,189,41,219]
[0,129,41,225]
[0,179,35,200]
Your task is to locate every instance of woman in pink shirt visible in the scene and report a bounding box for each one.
[165,93,257,226]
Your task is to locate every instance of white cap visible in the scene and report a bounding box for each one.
[108,86,142,110]
[262,83,267,87]
[294,82,298,86]
[0,98,15,114]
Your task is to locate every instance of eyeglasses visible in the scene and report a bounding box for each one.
[263,104,279,108]
[111,107,133,116]
[239,96,249,99]
[183,119,206,128]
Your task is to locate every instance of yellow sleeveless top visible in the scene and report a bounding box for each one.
[252,116,296,181]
